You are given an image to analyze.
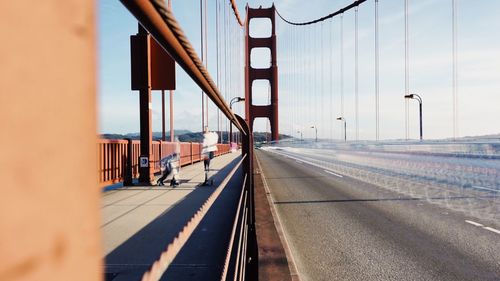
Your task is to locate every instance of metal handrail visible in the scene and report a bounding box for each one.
[140,154,247,281]
[221,173,248,280]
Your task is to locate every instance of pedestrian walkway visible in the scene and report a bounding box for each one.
[102,152,243,281]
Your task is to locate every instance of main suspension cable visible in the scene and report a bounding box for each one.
[276,0,368,25]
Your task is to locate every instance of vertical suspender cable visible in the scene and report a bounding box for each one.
[452,0,458,139]
[228,15,232,128]
[200,0,205,131]
[204,0,209,128]
[404,0,409,140]
[311,24,314,135]
[286,22,290,134]
[233,19,236,113]
[216,0,220,140]
[293,27,301,137]
[375,0,379,140]
[307,25,311,131]
[294,26,297,137]
[321,22,324,137]
[330,18,334,142]
[303,25,306,137]
[167,0,175,142]
[340,13,344,140]
[224,1,228,141]
[314,23,317,136]
[355,6,359,141]
[323,22,326,140]
[293,26,296,136]
[291,26,293,136]
[287,23,290,135]
[313,25,317,131]
[221,0,226,143]
[293,25,295,136]
[306,25,314,132]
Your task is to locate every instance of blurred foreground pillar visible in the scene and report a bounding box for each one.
[0,1,101,280]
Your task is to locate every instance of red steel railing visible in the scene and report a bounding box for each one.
[98,139,230,188]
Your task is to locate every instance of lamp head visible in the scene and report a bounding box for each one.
[336,117,343,121]
[404,94,414,99]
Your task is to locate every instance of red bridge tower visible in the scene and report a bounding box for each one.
[245,5,279,140]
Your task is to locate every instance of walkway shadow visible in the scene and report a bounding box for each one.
[105,156,243,281]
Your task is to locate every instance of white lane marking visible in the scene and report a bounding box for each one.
[273,150,341,176]
[483,227,500,235]
[464,220,500,235]
[324,170,343,178]
[465,220,484,227]
[471,185,500,193]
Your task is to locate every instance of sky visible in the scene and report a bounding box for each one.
[99,0,500,140]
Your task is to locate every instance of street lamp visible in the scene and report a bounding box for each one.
[310,126,318,142]
[229,97,245,144]
[404,94,423,141]
[297,130,303,142]
[336,117,346,142]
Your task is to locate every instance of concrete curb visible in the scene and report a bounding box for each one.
[255,153,302,281]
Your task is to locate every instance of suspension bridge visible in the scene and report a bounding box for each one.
[2,1,500,281]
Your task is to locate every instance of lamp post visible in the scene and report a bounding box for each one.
[336,117,346,142]
[297,130,303,142]
[310,126,318,142]
[404,94,423,141]
[229,97,245,144]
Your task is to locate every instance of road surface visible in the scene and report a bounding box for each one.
[256,149,500,281]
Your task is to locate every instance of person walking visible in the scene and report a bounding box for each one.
[201,127,218,185]
[157,140,181,187]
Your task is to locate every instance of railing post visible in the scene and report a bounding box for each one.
[190,142,194,165]
[124,138,133,186]
[159,140,162,161]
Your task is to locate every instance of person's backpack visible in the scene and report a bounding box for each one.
[165,161,173,174]
[161,154,174,174]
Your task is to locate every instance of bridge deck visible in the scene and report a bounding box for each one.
[102,152,243,281]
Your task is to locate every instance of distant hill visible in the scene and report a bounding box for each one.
[459,133,500,140]
[101,130,291,143]
[253,132,291,143]
[101,130,191,141]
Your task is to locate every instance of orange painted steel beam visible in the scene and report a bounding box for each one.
[0,0,101,279]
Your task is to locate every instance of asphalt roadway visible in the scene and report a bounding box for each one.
[256,149,500,281]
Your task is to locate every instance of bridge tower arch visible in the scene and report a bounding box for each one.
[245,5,279,140]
